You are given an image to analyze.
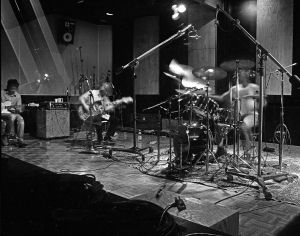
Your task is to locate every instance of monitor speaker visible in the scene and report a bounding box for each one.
[57,20,76,44]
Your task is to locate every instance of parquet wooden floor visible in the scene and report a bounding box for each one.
[2,131,300,236]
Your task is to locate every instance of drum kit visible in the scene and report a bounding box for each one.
[161,58,257,174]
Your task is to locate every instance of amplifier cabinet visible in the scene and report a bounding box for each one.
[136,114,162,131]
[36,110,70,138]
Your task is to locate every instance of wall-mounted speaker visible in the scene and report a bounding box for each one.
[57,20,76,44]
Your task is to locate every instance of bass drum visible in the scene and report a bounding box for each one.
[173,124,213,162]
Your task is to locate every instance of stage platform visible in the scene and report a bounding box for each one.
[1,130,300,236]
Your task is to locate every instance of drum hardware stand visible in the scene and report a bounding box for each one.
[232,60,241,160]
[203,78,219,174]
[215,5,297,199]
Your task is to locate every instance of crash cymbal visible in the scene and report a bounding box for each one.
[192,67,227,80]
[220,59,255,71]
[169,59,206,88]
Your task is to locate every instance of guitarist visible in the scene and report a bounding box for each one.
[1,79,27,147]
[78,82,119,143]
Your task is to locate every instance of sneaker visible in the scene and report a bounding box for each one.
[17,138,27,147]
[1,136,8,146]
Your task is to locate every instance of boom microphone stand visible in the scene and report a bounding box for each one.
[80,79,100,155]
[274,64,297,170]
[215,5,299,199]
[114,24,193,162]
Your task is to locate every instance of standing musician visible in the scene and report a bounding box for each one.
[78,82,119,143]
[208,69,264,158]
[1,79,27,147]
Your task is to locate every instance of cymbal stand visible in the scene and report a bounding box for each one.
[177,77,182,126]
[274,69,291,171]
[204,78,219,174]
[229,61,255,171]
[232,60,240,160]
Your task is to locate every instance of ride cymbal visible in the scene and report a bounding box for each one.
[220,59,255,71]
[192,66,227,80]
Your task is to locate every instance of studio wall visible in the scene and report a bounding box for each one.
[1,0,112,96]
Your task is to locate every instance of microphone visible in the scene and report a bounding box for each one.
[271,63,297,74]
[115,66,124,75]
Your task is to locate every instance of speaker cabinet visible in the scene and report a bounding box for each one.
[36,110,70,138]
[57,20,76,44]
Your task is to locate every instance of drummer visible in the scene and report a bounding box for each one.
[208,69,263,158]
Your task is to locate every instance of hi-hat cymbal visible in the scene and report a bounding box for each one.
[220,59,255,71]
[192,67,227,80]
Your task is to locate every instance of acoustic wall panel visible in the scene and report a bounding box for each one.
[133,16,159,95]
[256,0,293,95]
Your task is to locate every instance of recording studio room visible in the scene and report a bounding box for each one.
[1,0,300,235]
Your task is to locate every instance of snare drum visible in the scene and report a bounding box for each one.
[192,95,219,119]
[173,124,212,161]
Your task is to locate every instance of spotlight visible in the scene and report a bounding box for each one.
[177,4,186,13]
[172,11,180,20]
[171,4,186,20]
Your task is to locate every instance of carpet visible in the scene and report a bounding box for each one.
[108,144,300,206]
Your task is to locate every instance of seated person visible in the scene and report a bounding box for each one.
[1,79,27,147]
[78,82,119,143]
[208,69,265,159]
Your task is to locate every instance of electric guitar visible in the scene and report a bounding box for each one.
[78,97,132,121]
[1,101,39,114]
